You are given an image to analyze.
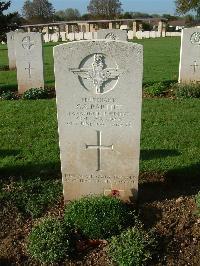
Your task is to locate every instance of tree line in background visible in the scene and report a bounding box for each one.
[1,0,200,41]
[22,0,199,23]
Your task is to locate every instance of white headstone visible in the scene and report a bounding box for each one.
[60,32,67,42]
[128,30,134,40]
[136,31,143,39]
[68,33,75,41]
[84,32,93,40]
[54,40,143,202]
[43,34,50,43]
[93,32,97,39]
[15,32,44,94]
[75,32,84,41]
[97,29,128,41]
[51,33,60,42]
[6,31,16,70]
[150,31,156,38]
[179,28,200,83]
[143,31,150,39]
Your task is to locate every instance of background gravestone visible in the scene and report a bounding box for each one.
[179,28,200,83]
[6,31,16,70]
[97,29,128,41]
[54,40,143,202]
[15,32,44,94]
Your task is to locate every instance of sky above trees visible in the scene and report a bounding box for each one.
[10,0,176,15]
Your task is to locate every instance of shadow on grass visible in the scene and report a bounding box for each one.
[0,149,20,158]
[45,79,55,85]
[0,161,61,181]
[141,149,180,160]
[0,84,18,92]
[139,163,200,203]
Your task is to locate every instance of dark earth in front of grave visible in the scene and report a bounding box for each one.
[0,173,199,266]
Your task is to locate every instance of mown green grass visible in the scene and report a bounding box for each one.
[136,37,181,83]
[0,99,199,178]
[0,37,180,90]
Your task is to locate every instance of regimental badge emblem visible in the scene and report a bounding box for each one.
[190,32,200,45]
[69,53,122,94]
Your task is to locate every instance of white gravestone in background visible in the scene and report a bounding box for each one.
[6,31,16,70]
[97,29,128,41]
[15,33,44,94]
[54,40,143,202]
[179,28,200,83]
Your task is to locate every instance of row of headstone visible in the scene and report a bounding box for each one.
[6,27,198,95]
[42,30,180,43]
[166,32,182,37]
[43,29,127,42]
[6,29,127,94]
[7,31,44,93]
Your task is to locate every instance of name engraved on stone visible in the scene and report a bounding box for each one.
[85,130,114,171]
[22,36,35,50]
[69,53,122,94]
[105,33,117,40]
[25,63,33,78]
[191,60,199,73]
[190,32,200,45]
[66,97,132,127]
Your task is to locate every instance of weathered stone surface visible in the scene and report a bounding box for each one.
[97,29,127,41]
[6,31,16,70]
[179,28,200,83]
[54,40,143,202]
[15,32,44,94]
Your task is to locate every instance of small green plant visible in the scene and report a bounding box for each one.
[28,218,71,263]
[108,226,156,266]
[23,88,49,100]
[0,91,16,100]
[64,195,135,239]
[144,82,168,97]
[0,178,62,217]
[195,192,200,216]
[174,83,200,99]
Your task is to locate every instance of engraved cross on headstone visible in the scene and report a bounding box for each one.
[191,60,199,73]
[86,130,113,171]
[25,63,34,78]
[22,36,35,50]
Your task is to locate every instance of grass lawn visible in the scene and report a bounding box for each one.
[0,98,199,179]
[0,37,181,91]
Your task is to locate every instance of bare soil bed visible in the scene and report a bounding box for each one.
[0,173,200,266]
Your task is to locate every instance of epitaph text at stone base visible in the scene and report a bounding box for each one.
[15,32,44,94]
[54,40,143,202]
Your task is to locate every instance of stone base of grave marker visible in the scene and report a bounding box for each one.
[54,40,143,202]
